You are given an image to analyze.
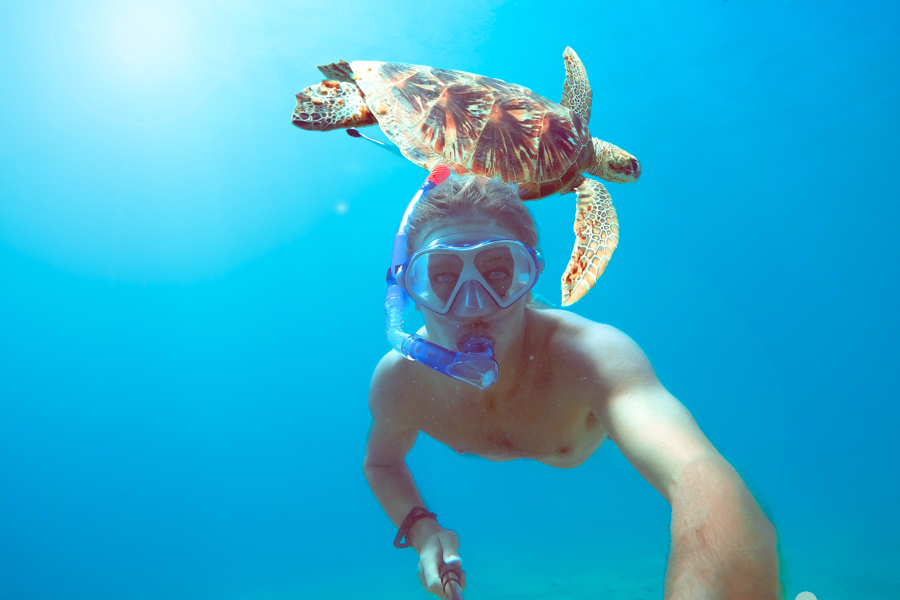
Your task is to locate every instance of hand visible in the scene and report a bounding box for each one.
[413,523,465,599]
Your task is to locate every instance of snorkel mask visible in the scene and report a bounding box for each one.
[400,235,543,316]
[384,166,501,389]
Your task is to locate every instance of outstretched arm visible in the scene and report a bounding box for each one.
[662,452,780,599]
[364,356,464,599]
[591,330,781,599]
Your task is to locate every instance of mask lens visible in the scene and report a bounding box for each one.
[474,246,515,299]
[407,252,464,310]
[426,254,464,302]
[475,243,537,306]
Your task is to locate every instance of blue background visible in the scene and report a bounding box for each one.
[1,1,897,598]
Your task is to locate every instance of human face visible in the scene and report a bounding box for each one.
[403,237,541,315]
[412,219,533,354]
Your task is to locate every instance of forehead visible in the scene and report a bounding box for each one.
[415,218,520,250]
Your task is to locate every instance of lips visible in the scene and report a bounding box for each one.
[454,321,491,350]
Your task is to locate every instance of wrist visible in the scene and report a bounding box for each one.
[393,506,439,548]
[409,516,442,552]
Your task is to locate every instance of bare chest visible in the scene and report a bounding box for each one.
[420,386,607,469]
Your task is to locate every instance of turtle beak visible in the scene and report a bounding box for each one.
[293,91,315,129]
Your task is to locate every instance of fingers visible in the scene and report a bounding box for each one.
[440,557,465,596]
[439,531,464,590]
[417,529,464,598]
[439,530,460,562]
[418,544,445,598]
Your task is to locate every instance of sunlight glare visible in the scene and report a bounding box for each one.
[53,0,228,124]
[105,4,188,79]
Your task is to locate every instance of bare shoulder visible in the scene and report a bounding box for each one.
[369,350,423,423]
[532,308,659,392]
[369,349,447,424]
[534,311,715,496]
[365,351,433,465]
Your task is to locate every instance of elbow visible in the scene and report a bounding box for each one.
[362,456,379,478]
[362,456,403,481]
[669,453,740,503]
[362,458,380,489]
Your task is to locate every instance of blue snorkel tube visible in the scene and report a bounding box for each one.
[385,166,499,390]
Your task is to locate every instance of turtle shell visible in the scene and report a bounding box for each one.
[349,61,594,200]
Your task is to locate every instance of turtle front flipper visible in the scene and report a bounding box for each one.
[560,47,592,125]
[317,60,356,83]
[561,178,619,306]
[291,80,377,132]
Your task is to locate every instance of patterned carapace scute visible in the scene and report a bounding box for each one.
[351,61,594,198]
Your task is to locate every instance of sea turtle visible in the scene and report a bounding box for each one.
[291,47,641,306]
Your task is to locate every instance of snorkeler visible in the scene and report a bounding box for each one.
[364,173,781,599]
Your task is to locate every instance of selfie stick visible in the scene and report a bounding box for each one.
[440,559,464,600]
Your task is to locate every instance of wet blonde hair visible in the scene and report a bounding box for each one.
[406,174,539,254]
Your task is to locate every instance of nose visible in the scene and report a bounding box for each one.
[449,280,500,317]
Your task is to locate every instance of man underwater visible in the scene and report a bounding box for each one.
[364,174,781,599]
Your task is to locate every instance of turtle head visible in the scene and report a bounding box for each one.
[291,80,377,132]
[587,138,641,183]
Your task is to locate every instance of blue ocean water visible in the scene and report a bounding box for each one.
[1,1,897,599]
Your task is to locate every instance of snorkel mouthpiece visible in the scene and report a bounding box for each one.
[384,166,500,390]
[446,336,499,389]
[398,335,498,390]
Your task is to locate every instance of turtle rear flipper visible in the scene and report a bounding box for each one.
[560,47,592,125]
[561,178,618,306]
